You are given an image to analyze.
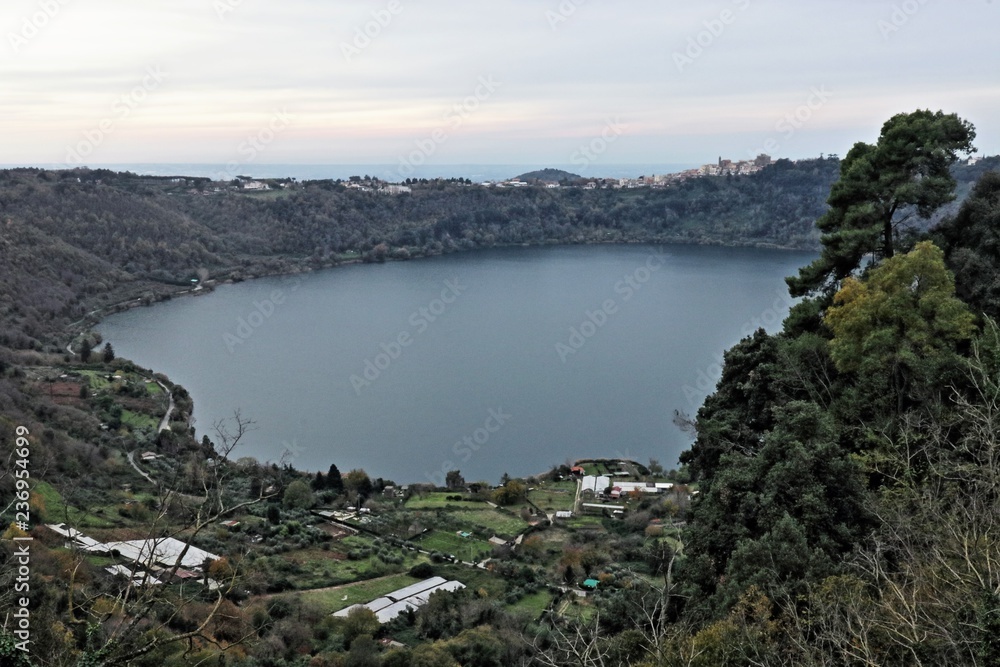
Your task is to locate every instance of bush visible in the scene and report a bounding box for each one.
[409,562,435,579]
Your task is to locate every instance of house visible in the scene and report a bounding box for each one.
[554,511,573,519]
[140,451,159,462]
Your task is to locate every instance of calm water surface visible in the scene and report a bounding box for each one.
[97,245,813,484]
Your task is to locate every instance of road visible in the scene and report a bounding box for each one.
[156,380,175,433]
[126,450,155,484]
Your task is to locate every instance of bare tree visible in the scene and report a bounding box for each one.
[65,410,277,665]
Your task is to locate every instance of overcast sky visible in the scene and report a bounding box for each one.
[2,0,997,169]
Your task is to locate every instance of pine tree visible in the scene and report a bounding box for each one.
[326,463,344,495]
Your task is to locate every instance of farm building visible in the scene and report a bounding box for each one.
[333,577,467,624]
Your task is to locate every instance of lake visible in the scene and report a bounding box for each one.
[97,244,814,485]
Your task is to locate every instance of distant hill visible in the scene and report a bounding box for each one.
[0,155,996,352]
[515,168,582,183]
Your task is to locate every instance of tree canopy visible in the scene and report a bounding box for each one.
[789,110,976,299]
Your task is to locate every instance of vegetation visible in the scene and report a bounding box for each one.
[2,111,1000,663]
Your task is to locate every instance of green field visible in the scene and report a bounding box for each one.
[122,409,159,431]
[405,492,476,509]
[509,590,552,618]
[144,381,163,395]
[417,530,492,561]
[528,481,577,512]
[451,509,529,538]
[299,573,422,613]
[78,370,111,390]
[277,545,427,590]
[34,481,115,528]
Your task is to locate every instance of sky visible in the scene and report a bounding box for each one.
[2,0,998,170]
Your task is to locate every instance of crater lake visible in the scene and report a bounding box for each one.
[97,244,814,484]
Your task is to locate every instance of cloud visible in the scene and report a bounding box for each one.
[2,0,997,166]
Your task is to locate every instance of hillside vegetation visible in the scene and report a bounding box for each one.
[3,114,1000,665]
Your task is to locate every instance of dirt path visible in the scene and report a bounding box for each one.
[156,380,175,433]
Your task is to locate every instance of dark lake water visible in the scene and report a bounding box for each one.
[96,245,814,485]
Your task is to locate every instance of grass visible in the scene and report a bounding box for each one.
[405,492,477,509]
[121,410,158,431]
[450,509,529,539]
[417,530,492,561]
[33,481,116,528]
[509,590,552,618]
[78,370,111,390]
[144,381,163,395]
[436,563,508,598]
[565,515,607,529]
[279,544,427,590]
[299,573,422,613]
[528,481,577,512]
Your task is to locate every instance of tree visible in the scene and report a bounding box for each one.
[345,634,380,667]
[492,479,527,506]
[283,479,315,510]
[344,468,373,500]
[70,410,273,665]
[102,342,115,363]
[679,329,784,485]
[341,607,380,647]
[445,470,465,490]
[80,338,92,362]
[789,110,976,299]
[311,470,326,491]
[825,241,976,414]
[266,504,281,524]
[935,171,1000,319]
[326,462,345,494]
[680,401,869,618]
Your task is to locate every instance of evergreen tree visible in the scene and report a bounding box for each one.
[326,463,344,494]
[789,110,976,300]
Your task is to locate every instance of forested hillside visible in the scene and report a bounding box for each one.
[3,111,1000,665]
